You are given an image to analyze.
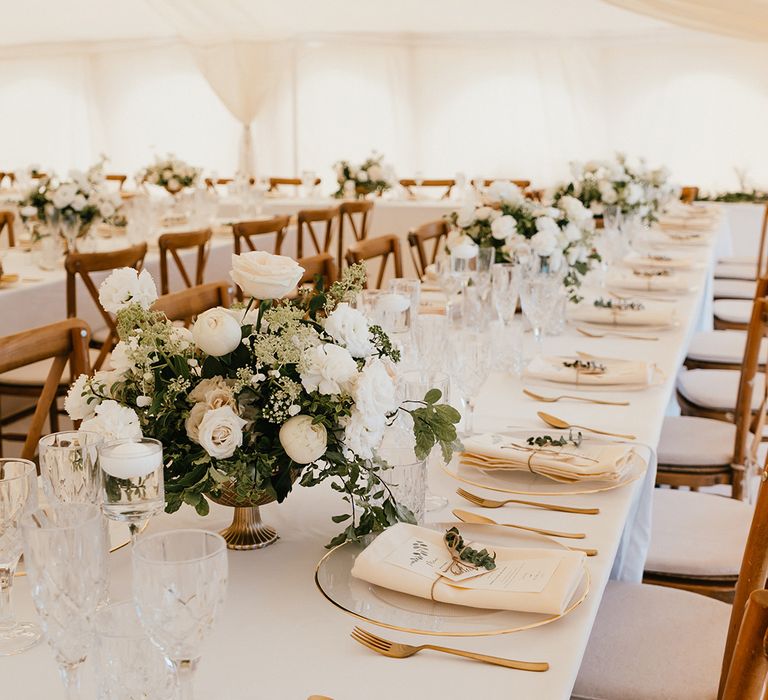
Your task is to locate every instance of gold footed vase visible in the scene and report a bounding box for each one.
[208,483,280,550]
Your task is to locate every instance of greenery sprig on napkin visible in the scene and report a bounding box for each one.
[593,297,644,311]
[526,430,583,449]
[444,527,497,572]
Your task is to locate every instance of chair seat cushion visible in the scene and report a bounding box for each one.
[0,348,102,386]
[658,416,735,466]
[713,298,751,324]
[713,278,755,300]
[645,489,752,577]
[686,330,752,364]
[572,582,729,700]
[719,255,755,266]
[715,262,756,280]
[677,368,763,412]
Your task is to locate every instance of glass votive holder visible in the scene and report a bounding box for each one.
[39,431,103,505]
[388,278,421,315]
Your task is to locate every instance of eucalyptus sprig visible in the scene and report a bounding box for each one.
[562,359,606,373]
[444,527,497,571]
[593,297,644,311]
[526,430,583,448]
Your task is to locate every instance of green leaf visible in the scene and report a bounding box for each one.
[423,388,442,405]
[331,513,351,523]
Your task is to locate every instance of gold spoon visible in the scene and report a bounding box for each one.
[523,389,629,407]
[536,410,636,440]
[576,326,658,341]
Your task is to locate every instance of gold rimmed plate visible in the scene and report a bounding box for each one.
[442,430,650,496]
[315,521,590,637]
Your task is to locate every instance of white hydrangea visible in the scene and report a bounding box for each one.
[323,303,373,358]
[98,268,158,314]
[300,343,358,396]
[80,400,142,441]
[64,374,95,421]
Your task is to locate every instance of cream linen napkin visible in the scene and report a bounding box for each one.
[607,270,693,293]
[460,433,636,482]
[624,254,695,271]
[351,523,585,615]
[568,301,673,326]
[524,355,653,386]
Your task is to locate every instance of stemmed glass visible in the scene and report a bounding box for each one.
[39,431,103,505]
[472,246,495,303]
[21,503,108,698]
[414,313,448,377]
[492,262,520,325]
[98,437,164,543]
[519,257,565,358]
[133,529,228,700]
[450,243,478,293]
[449,330,493,436]
[0,458,40,655]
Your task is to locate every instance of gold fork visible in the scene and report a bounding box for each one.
[576,326,658,341]
[522,388,629,407]
[351,627,549,671]
[457,487,600,515]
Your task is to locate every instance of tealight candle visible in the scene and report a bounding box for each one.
[100,441,162,479]
[377,293,410,313]
[452,243,478,260]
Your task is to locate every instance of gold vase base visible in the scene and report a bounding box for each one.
[219,505,279,550]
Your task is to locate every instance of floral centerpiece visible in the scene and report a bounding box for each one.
[446,181,599,300]
[137,154,201,194]
[333,152,393,198]
[65,253,460,549]
[17,162,123,248]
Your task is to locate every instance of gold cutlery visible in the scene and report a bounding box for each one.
[456,487,599,514]
[522,388,629,407]
[453,508,586,539]
[537,411,637,440]
[351,626,549,671]
[576,326,658,341]
[453,510,597,555]
[610,291,678,304]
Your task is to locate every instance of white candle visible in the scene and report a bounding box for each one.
[100,441,162,479]
[377,293,410,313]
[452,243,478,260]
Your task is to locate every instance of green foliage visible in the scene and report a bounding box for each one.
[526,430,583,448]
[444,527,497,570]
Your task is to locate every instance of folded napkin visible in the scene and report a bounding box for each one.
[351,523,585,615]
[461,433,637,483]
[658,216,715,233]
[524,355,653,386]
[624,254,695,271]
[568,300,674,326]
[607,271,693,293]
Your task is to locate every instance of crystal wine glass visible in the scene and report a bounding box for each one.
[0,458,40,655]
[449,330,493,436]
[491,262,520,326]
[39,431,103,505]
[414,313,448,377]
[472,246,495,303]
[133,529,228,700]
[21,503,108,698]
[98,437,164,543]
[519,258,564,358]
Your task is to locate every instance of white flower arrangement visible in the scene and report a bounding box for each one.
[137,154,200,193]
[333,152,393,198]
[65,253,459,544]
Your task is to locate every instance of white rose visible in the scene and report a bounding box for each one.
[80,400,142,441]
[367,164,384,182]
[358,170,369,182]
[64,374,95,421]
[188,376,235,409]
[446,229,471,251]
[563,222,583,243]
[279,415,328,464]
[192,307,242,357]
[625,182,643,205]
[559,195,591,224]
[52,184,77,209]
[20,205,37,218]
[598,180,618,204]
[300,343,358,395]
[196,405,247,459]
[185,402,208,442]
[535,216,559,237]
[167,178,180,192]
[70,194,87,212]
[475,206,493,220]
[530,229,558,257]
[491,214,516,240]
[230,251,304,300]
[99,202,115,219]
[487,180,523,205]
[456,204,477,228]
[323,302,373,358]
[98,268,158,314]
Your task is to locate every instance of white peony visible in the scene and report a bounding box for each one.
[70,194,87,212]
[487,180,523,205]
[367,164,384,182]
[192,307,242,357]
[475,206,493,220]
[625,182,644,205]
[530,229,559,257]
[535,216,560,237]
[108,341,135,376]
[80,400,142,441]
[98,268,158,314]
[230,251,304,300]
[491,214,517,240]
[279,415,328,464]
[196,405,247,459]
[563,222,583,243]
[300,343,358,395]
[52,183,77,209]
[323,303,373,358]
[559,195,591,224]
[64,374,95,421]
[598,180,618,204]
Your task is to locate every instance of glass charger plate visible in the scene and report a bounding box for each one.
[442,430,650,496]
[315,521,590,637]
[568,317,680,331]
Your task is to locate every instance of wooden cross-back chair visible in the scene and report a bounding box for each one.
[297,207,339,260]
[680,186,699,204]
[664,294,768,498]
[105,174,127,190]
[158,228,212,295]
[0,172,15,187]
[475,178,531,190]
[0,319,90,460]
[65,243,148,370]
[152,281,232,325]
[337,201,373,270]
[268,177,320,193]
[297,253,338,289]
[407,220,448,280]
[0,210,14,247]
[574,449,768,700]
[346,234,403,289]
[398,179,455,199]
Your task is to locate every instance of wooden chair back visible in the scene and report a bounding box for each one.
[398,179,455,199]
[152,282,232,324]
[105,174,127,190]
[721,589,768,700]
[298,253,338,288]
[0,172,15,187]
[345,234,402,289]
[297,207,340,260]
[204,177,234,193]
[0,318,90,460]
[476,178,531,190]
[268,177,321,193]
[338,200,373,269]
[679,186,699,204]
[0,210,14,247]
[158,228,212,295]
[65,243,147,370]
[407,220,448,279]
[233,216,290,255]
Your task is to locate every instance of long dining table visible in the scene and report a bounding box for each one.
[3,211,730,699]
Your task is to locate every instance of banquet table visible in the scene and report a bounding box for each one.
[3,211,727,699]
